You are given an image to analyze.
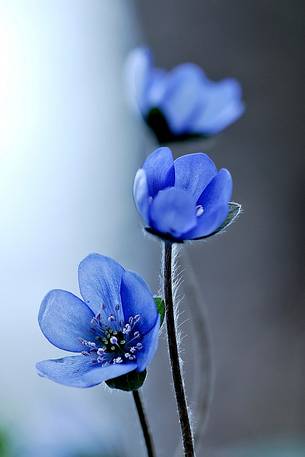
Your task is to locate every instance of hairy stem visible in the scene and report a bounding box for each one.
[132,390,156,457]
[174,247,213,457]
[163,240,194,457]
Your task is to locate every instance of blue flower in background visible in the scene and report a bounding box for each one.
[126,47,244,143]
[36,254,160,388]
[134,147,239,241]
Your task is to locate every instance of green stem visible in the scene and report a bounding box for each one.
[163,240,194,457]
[132,389,156,457]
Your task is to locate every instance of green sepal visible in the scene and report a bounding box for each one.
[154,296,165,326]
[106,369,147,392]
[146,107,208,144]
[195,202,242,240]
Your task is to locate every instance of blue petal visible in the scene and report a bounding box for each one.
[78,254,125,326]
[38,290,94,352]
[120,270,158,335]
[136,317,160,372]
[143,147,175,198]
[160,64,206,134]
[36,355,136,388]
[125,47,153,114]
[133,169,150,224]
[188,204,229,239]
[145,68,167,109]
[199,168,232,208]
[186,169,233,238]
[190,78,244,134]
[149,187,197,239]
[174,153,217,202]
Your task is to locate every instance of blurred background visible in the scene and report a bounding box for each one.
[0,1,304,456]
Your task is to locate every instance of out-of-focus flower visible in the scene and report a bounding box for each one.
[134,147,240,241]
[36,254,160,388]
[126,47,244,143]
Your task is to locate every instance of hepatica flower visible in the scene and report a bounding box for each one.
[36,254,160,388]
[126,47,244,143]
[134,147,240,242]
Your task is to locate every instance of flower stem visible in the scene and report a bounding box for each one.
[163,240,194,457]
[132,389,156,457]
[174,247,213,457]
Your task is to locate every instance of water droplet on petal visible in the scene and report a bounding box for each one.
[196,205,204,217]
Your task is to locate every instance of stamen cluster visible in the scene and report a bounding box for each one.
[80,308,143,367]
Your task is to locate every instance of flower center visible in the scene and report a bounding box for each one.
[80,311,143,367]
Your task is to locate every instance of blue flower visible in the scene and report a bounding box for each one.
[134,147,235,241]
[126,47,244,143]
[36,254,160,388]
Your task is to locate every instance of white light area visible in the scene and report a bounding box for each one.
[0,1,151,454]
[0,15,19,150]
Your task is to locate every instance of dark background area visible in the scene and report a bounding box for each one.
[133,0,305,453]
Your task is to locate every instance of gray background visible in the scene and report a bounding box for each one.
[133,0,305,454]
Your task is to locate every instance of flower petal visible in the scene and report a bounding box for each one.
[125,47,153,114]
[36,355,136,388]
[38,290,94,352]
[199,168,232,208]
[186,169,233,238]
[143,147,175,198]
[174,153,217,201]
[136,317,160,372]
[190,78,244,134]
[149,187,197,239]
[133,169,150,224]
[145,68,167,109]
[160,63,206,134]
[78,254,125,325]
[120,270,158,335]
[187,204,229,239]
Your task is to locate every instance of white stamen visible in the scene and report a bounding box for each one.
[133,314,141,324]
[113,357,123,364]
[123,323,131,334]
[80,339,96,348]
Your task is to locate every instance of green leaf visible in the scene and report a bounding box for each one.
[105,369,147,392]
[154,296,165,326]
[219,202,242,231]
[196,202,242,240]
